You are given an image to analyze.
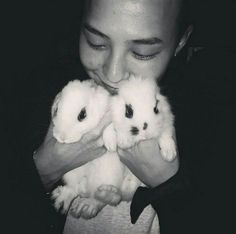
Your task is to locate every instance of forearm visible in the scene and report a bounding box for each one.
[137,155,179,188]
[33,147,64,191]
[130,166,197,224]
[118,138,179,188]
[33,139,84,191]
[34,131,107,191]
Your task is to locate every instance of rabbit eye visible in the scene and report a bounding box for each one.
[125,104,133,119]
[154,100,159,114]
[78,107,87,122]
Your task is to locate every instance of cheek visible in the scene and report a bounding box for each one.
[132,52,173,80]
[79,34,105,70]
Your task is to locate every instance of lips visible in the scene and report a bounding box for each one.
[99,80,119,94]
[90,72,119,94]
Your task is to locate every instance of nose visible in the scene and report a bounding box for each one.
[103,49,128,83]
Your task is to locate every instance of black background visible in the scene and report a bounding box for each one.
[3,1,236,233]
[4,0,236,93]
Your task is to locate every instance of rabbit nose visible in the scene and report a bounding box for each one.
[143,122,148,130]
[130,126,139,136]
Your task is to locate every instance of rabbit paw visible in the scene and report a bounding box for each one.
[70,198,105,219]
[121,174,141,201]
[159,135,177,161]
[95,184,121,206]
[51,186,76,214]
[117,133,134,149]
[103,124,117,151]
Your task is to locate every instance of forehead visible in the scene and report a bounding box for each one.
[85,0,180,39]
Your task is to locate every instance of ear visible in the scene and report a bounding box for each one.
[51,92,62,118]
[155,91,162,102]
[174,25,193,56]
[154,94,160,114]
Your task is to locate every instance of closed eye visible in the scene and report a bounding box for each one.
[78,107,87,122]
[132,51,160,61]
[86,38,107,51]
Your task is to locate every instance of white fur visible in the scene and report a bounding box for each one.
[52,151,126,215]
[101,75,177,208]
[109,75,177,161]
[51,80,126,217]
[52,79,109,143]
[51,76,176,218]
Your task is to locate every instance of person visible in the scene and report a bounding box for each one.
[6,0,235,233]
[34,0,188,192]
[33,0,187,233]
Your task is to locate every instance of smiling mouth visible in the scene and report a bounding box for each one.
[93,76,119,94]
[101,80,118,91]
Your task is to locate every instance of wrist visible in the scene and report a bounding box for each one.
[132,156,179,188]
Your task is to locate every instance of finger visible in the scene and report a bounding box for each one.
[89,146,107,160]
[86,111,112,140]
[137,138,161,154]
[117,147,125,157]
[80,127,100,145]
[80,113,111,144]
[96,110,112,133]
[76,135,103,152]
[96,136,104,148]
[72,146,107,169]
[117,148,132,169]
[117,143,138,157]
[117,147,130,161]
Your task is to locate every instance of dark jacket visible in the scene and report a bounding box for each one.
[132,48,236,234]
[6,48,236,234]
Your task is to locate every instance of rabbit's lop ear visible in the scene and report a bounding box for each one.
[51,92,62,118]
[154,93,161,114]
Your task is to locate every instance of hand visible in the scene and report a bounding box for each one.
[34,111,111,191]
[117,138,179,188]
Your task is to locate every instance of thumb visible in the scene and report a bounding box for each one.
[94,110,112,134]
[81,111,112,143]
[96,136,105,148]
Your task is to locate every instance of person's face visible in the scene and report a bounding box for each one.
[79,0,184,93]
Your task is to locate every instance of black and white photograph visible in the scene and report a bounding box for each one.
[4,0,236,233]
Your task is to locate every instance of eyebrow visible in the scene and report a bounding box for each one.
[84,23,162,45]
[84,23,109,39]
[132,38,163,45]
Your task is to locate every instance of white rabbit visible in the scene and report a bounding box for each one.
[51,77,176,219]
[51,79,109,143]
[51,80,125,218]
[100,75,177,206]
[104,75,177,161]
